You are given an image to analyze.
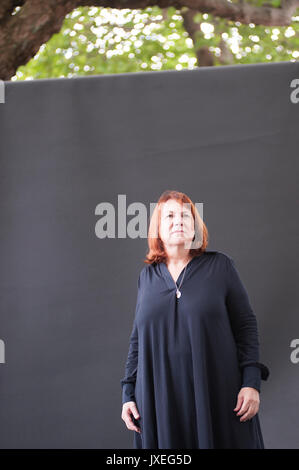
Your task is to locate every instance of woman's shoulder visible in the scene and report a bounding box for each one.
[137,264,151,283]
[203,249,231,259]
[203,249,234,265]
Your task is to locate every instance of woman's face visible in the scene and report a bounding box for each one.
[159,199,195,248]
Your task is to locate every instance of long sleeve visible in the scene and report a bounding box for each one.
[120,273,141,404]
[225,256,270,392]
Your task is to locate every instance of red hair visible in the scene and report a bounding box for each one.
[144,190,209,264]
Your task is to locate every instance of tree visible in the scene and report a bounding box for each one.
[0,0,298,81]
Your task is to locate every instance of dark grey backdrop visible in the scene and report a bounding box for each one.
[0,61,299,448]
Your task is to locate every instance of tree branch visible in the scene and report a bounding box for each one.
[0,1,25,21]
[0,0,76,80]
[181,8,215,66]
[77,0,299,26]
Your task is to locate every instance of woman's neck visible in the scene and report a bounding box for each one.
[165,248,192,266]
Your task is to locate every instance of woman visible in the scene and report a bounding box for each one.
[120,190,269,449]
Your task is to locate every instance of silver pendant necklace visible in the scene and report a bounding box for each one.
[175,264,187,299]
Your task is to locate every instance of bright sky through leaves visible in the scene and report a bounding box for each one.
[12,6,299,80]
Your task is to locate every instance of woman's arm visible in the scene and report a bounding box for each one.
[225,255,270,392]
[120,319,139,404]
[120,273,141,404]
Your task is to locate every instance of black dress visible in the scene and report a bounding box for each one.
[120,250,270,449]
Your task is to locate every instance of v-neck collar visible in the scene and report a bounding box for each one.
[159,255,201,291]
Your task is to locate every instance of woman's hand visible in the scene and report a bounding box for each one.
[234,387,260,422]
[121,401,141,433]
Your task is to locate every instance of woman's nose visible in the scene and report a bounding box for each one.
[173,216,183,226]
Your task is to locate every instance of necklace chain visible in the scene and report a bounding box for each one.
[174,262,188,299]
[176,265,187,290]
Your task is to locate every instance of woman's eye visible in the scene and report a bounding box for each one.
[166,213,190,218]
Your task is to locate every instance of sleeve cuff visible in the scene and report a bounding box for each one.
[239,361,270,381]
[241,365,262,392]
[121,382,136,404]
